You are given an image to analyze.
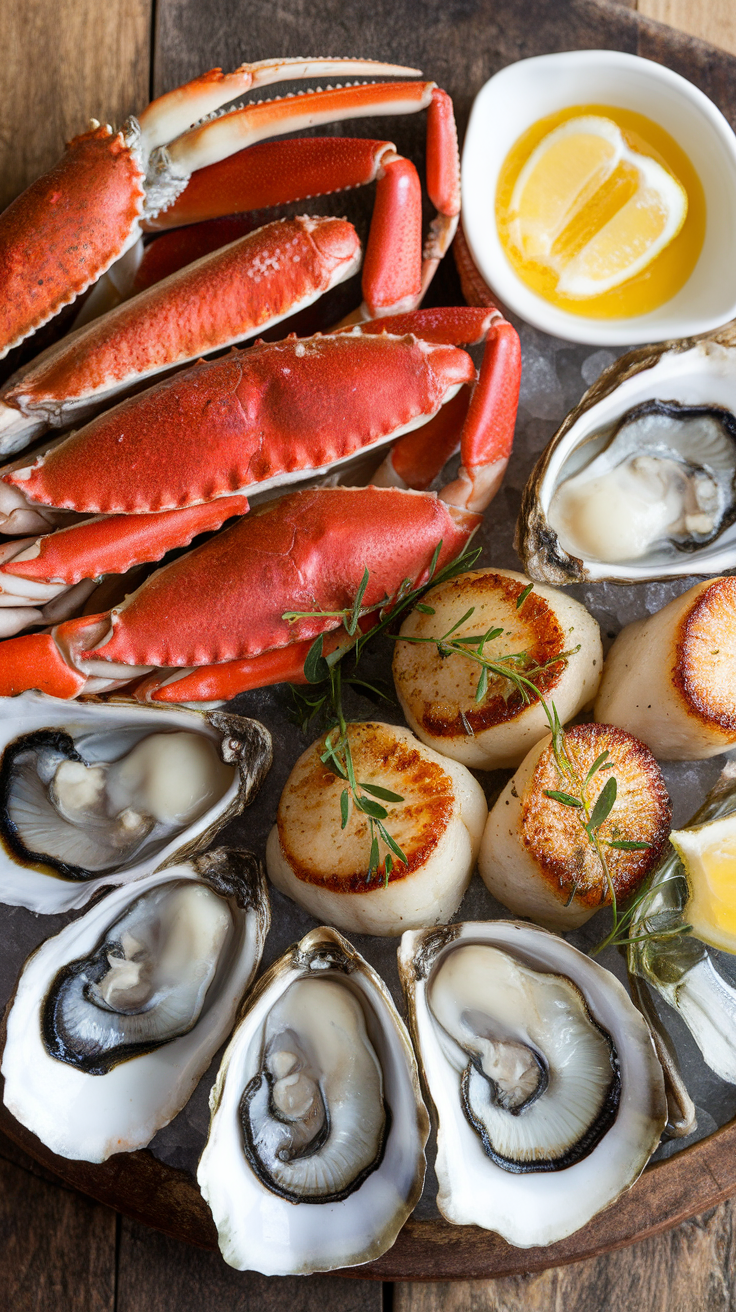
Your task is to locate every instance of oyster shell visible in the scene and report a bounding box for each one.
[399,921,666,1247]
[0,692,272,912]
[1,848,271,1161]
[198,926,429,1275]
[517,330,736,584]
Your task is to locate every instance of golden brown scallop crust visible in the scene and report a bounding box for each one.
[521,724,671,908]
[673,577,736,736]
[393,571,567,739]
[276,722,455,893]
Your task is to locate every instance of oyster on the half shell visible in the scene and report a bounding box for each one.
[1,848,271,1161]
[198,926,429,1275]
[399,921,666,1247]
[0,691,271,912]
[516,330,736,584]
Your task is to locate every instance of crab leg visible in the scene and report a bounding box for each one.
[149,136,425,318]
[0,487,476,700]
[78,139,394,318]
[375,388,472,491]
[359,308,522,512]
[158,83,458,316]
[75,217,259,327]
[0,631,89,698]
[74,138,419,327]
[0,497,248,641]
[77,82,459,331]
[0,309,515,636]
[0,484,472,701]
[0,541,44,637]
[0,124,148,363]
[0,324,475,637]
[0,59,416,360]
[137,60,420,150]
[0,497,247,588]
[0,216,360,453]
[439,316,522,513]
[167,82,434,175]
[422,89,462,290]
[148,137,400,232]
[132,622,376,705]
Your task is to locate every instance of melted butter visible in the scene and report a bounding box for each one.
[495,104,705,318]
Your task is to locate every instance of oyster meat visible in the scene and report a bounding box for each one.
[198,926,428,1275]
[0,692,271,911]
[517,334,736,584]
[399,921,666,1246]
[241,978,387,1203]
[1,848,271,1161]
[548,401,736,565]
[429,944,620,1171]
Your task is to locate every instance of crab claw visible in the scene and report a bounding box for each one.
[365,307,522,513]
[440,316,522,513]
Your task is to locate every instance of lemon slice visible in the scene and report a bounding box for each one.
[508,115,688,299]
[670,814,736,953]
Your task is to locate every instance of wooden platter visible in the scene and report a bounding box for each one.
[4,0,736,1283]
[3,1096,736,1281]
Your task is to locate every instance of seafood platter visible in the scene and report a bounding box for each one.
[5,23,736,1283]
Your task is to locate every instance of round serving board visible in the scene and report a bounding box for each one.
[4,0,736,1281]
[3,1097,736,1280]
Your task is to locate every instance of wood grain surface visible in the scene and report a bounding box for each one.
[1,0,736,1308]
[639,1,736,56]
[0,1133,115,1312]
[0,0,150,211]
[395,1201,736,1312]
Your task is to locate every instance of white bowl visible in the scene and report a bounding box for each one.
[462,50,736,346]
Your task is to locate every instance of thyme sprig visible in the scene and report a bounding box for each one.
[316,662,406,889]
[590,873,693,957]
[284,558,654,938]
[285,542,481,886]
[390,587,655,943]
[385,602,581,710]
[283,542,482,645]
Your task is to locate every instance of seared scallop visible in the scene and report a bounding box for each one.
[266,722,487,936]
[392,568,602,769]
[479,723,671,929]
[595,577,736,759]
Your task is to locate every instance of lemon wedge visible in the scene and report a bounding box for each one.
[670,814,736,953]
[508,115,688,299]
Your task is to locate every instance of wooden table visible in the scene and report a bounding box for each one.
[2,0,736,1307]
